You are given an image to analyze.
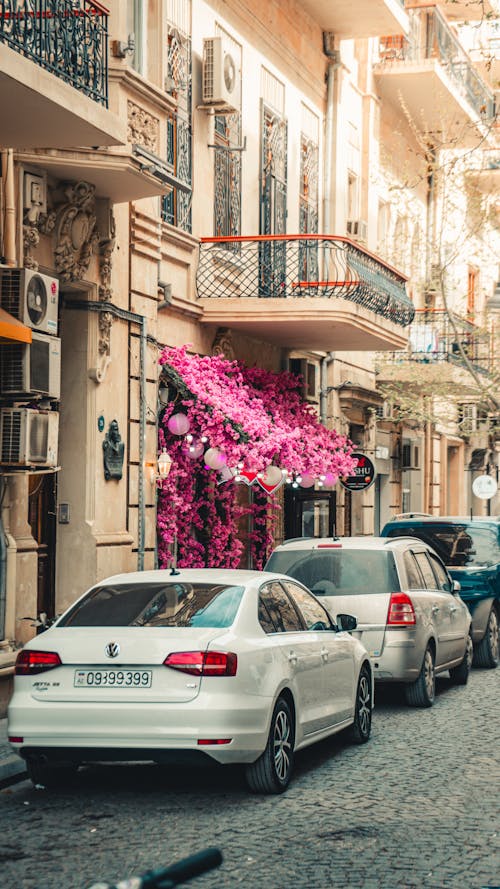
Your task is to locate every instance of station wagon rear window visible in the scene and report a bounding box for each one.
[265,550,399,596]
[58,583,245,628]
[385,523,500,568]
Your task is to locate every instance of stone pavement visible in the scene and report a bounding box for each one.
[0,716,26,786]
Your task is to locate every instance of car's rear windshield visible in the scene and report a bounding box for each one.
[58,582,245,628]
[385,523,500,568]
[265,549,398,596]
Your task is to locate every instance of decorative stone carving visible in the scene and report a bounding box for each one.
[127,101,159,152]
[89,208,117,384]
[53,181,99,282]
[22,224,40,270]
[212,328,235,361]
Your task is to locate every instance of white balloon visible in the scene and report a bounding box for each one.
[261,465,283,486]
[204,447,227,470]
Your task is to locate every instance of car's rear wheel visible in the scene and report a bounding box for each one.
[474,608,499,668]
[245,696,294,794]
[449,633,473,685]
[348,665,372,744]
[26,758,79,789]
[405,645,435,707]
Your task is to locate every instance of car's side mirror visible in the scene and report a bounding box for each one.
[336,613,357,633]
[452,579,461,594]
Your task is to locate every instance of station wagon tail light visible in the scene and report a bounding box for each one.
[163,651,237,676]
[387,593,416,626]
[15,650,62,675]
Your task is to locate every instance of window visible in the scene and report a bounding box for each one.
[413,552,438,590]
[162,2,192,231]
[58,583,244,628]
[213,27,241,244]
[282,582,333,631]
[127,0,147,75]
[427,552,451,591]
[258,582,303,633]
[403,551,424,590]
[265,549,399,597]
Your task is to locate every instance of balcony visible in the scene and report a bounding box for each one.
[301,0,408,38]
[378,309,493,385]
[439,0,500,22]
[196,235,414,352]
[0,0,125,148]
[374,6,496,145]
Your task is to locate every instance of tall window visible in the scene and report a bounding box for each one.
[467,267,478,319]
[213,28,242,246]
[127,0,147,76]
[299,105,319,282]
[163,0,192,232]
[259,70,287,296]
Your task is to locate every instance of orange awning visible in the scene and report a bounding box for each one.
[0,308,32,344]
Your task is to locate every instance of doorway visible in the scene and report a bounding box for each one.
[284,489,336,539]
[28,473,57,619]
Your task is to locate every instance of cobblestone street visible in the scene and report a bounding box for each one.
[1,667,499,889]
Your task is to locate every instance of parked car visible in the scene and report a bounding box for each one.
[8,568,372,794]
[381,516,500,668]
[265,537,473,708]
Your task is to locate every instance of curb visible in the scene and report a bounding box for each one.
[0,755,27,788]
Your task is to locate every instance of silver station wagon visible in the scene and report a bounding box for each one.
[265,537,473,708]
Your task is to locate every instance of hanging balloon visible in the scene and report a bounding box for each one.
[167,412,190,435]
[261,465,283,487]
[182,437,205,460]
[323,472,338,488]
[299,473,315,488]
[204,447,227,470]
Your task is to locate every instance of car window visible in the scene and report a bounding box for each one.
[58,582,245,628]
[403,551,425,590]
[266,549,398,596]
[413,552,439,590]
[258,582,304,633]
[385,522,500,568]
[427,552,452,591]
[281,581,334,631]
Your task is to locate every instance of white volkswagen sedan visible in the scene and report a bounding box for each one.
[8,569,373,794]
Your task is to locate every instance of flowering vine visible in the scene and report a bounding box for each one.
[157,345,355,569]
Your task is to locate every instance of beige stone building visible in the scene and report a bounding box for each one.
[0,0,498,712]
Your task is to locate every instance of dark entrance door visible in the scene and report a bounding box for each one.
[284,489,336,540]
[28,473,57,619]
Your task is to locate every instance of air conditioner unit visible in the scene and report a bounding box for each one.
[347,219,368,242]
[0,268,59,335]
[401,439,420,470]
[0,331,61,399]
[202,37,240,113]
[0,408,59,466]
[375,402,393,420]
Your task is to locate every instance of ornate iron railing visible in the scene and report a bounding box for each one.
[0,0,109,106]
[378,5,495,122]
[382,309,493,373]
[197,235,415,327]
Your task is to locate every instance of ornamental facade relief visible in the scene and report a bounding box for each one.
[127,101,159,152]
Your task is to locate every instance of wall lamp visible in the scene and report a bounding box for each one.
[150,449,173,484]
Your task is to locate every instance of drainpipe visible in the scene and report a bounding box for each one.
[323,33,341,237]
[1,149,16,266]
[320,351,336,425]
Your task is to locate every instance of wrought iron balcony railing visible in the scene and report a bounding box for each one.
[0,0,109,106]
[197,235,414,327]
[381,309,493,374]
[378,5,495,122]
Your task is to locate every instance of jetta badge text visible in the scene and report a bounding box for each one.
[105,641,120,658]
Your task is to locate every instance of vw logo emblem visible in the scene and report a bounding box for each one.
[105,641,120,658]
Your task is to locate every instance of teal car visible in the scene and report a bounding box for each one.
[381,516,500,668]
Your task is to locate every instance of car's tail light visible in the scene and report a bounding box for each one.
[163,651,237,676]
[197,738,232,745]
[15,650,62,675]
[387,592,416,626]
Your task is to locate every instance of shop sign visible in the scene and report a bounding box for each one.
[340,452,376,492]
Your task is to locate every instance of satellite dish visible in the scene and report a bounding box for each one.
[26,274,48,327]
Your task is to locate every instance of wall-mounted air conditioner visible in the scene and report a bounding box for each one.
[0,408,59,466]
[0,268,59,335]
[0,331,61,399]
[401,439,420,470]
[202,37,240,113]
[347,219,368,242]
[376,402,393,420]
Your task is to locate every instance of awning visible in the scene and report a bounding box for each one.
[0,308,32,344]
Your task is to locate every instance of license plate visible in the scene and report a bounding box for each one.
[74,669,152,688]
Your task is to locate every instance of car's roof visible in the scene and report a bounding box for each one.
[93,568,293,587]
[272,536,423,552]
[385,516,500,525]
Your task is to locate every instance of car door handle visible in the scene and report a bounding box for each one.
[449,606,458,614]
[288,652,298,664]
[321,647,329,662]
[431,605,440,614]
